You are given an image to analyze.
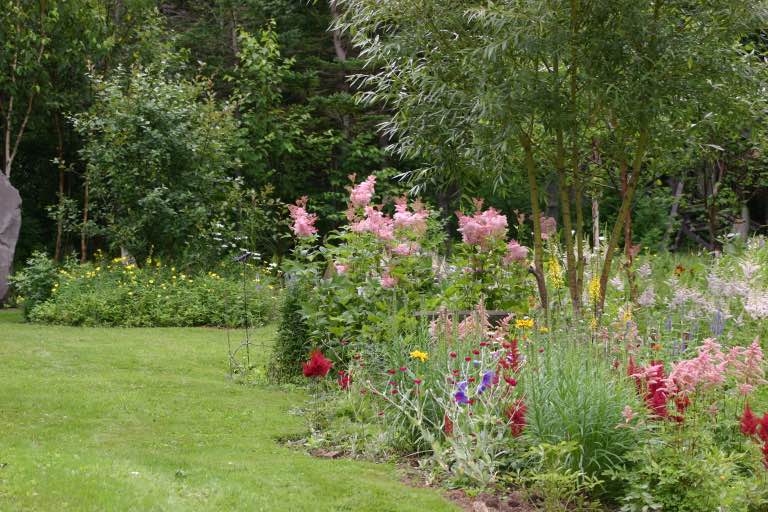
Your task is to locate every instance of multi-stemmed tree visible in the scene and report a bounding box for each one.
[338,0,765,317]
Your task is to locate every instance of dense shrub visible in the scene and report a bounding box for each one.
[268,283,311,383]
[10,251,59,319]
[14,254,279,327]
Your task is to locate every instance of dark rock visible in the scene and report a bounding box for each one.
[0,174,22,301]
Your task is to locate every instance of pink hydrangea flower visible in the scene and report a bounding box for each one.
[351,206,394,240]
[456,206,508,249]
[393,197,429,234]
[349,175,376,208]
[287,196,318,237]
[503,240,529,264]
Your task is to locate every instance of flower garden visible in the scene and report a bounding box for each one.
[4,1,768,510]
[269,175,768,511]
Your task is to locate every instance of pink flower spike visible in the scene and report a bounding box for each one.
[622,405,636,423]
[349,175,377,208]
[287,196,318,237]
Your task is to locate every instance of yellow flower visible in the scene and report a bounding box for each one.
[590,316,598,330]
[409,350,429,363]
[515,317,534,329]
[538,326,549,334]
[547,257,564,290]
[622,305,633,322]
[588,277,601,304]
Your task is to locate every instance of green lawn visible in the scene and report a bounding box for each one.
[0,310,456,511]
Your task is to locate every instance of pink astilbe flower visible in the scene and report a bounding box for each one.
[393,197,429,234]
[457,303,491,341]
[349,174,376,208]
[540,216,557,240]
[503,240,529,264]
[392,242,420,257]
[380,272,397,289]
[287,196,318,237]
[351,206,394,240]
[456,206,508,249]
[429,309,454,340]
[666,339,727,396]
[622,405,636,423]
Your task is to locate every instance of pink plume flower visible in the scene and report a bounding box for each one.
[380,273,397,289]
[392,242,420,257]
[349,175,377,208]
[540,216,557,240]
[393,197,429,234]
[622,405,636,423]
[287,196,318,237]
[503,240,529,264]
[456,206,508,249]
[351,206,394,241]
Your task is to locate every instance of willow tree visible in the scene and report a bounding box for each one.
[339,0,765,316]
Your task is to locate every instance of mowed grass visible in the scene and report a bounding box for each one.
[0,310,456,511]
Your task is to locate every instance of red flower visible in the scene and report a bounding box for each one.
[741,404,759,437]
[302,350,333,378]
[391,389,399,395]
[649,389,669,418]
[337,370,352,390]
[465,357,472,362]
[472,350,480,355]
[413,379,422,385]
[443,414,453,436]
[386,369,396,375]
[399,367,407,372]
[506,399,527,437]
[449,351,457,358]
[468,377,476,383]
[504,377,517,387]
[761,442,768,469]
[674,394,690,414]
[758,413,768,443]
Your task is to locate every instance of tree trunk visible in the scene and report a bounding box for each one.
[521,135,548,317]
[80,178,89,263]
[54,113,66,262]
[329,1,348,63]
[592,198,600,252]
[597,128,648,316]
[661,179,684,251]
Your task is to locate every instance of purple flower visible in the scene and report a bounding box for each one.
[476,370,495,394]
[454,381,470,405]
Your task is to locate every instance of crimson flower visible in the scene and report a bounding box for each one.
[443,414,453,436]
[337,370,352,390]
[506,399,527,437]
[759,413,768,443]
[302,350,333,378]
[741,404,759,437]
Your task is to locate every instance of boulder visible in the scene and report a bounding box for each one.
[0,174,22,301]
